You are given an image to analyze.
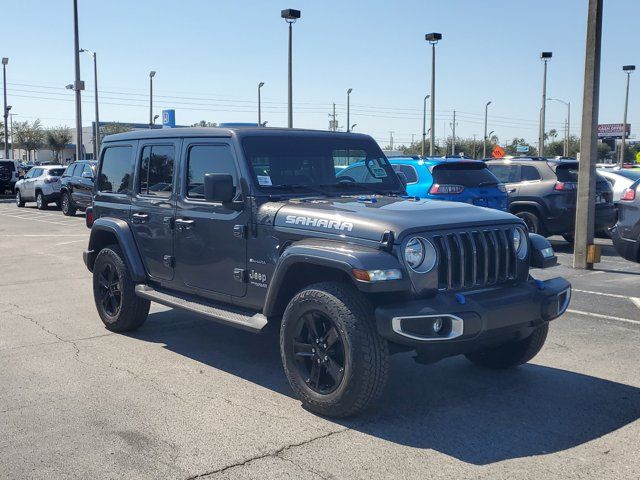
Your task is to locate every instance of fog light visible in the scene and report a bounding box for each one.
[432,317,443,333]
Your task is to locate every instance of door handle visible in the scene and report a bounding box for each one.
[175,218,195,230]
[132,212,150,223]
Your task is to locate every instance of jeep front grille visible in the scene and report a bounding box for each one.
[429,227,518,291]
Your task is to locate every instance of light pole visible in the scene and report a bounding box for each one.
[9,111,15,160]
[80,49,99,159]
[72,0,84,160]
[483,100,491,158]
[2,57,8,159]
[425,33,442,156]
[281,9,301,128]
[257,82,264,126]
[619,65,635,167]
[347,88,352,132]
[421,94,430,156]
[539,51,552,156]
[548,98,571,156]
[149,71,156,129]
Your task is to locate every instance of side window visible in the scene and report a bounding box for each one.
[32,168,43,178]
[186,145,237,200]
[487,164,521,183]
[98,146,133,194]
[138,145,174,197]
[63,164,76,177]
[25,169,36,179]
[521,165,541,181]
[338,165,368,183]
[83,164,94,177]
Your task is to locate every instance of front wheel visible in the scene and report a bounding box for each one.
[514,211,542,235]
[465,323,549,369]
[15,190,25,207]
[61,191,77,216]
[36,192,46,210]
[92,245,150,332]
[280,282,389,418]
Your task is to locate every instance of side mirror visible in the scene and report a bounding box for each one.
[529,233,557,268]
[204,173,235,203]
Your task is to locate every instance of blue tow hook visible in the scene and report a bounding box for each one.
[455,293,466,305]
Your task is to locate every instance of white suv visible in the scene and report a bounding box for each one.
[0,160,20,194]
[15,165,66,209]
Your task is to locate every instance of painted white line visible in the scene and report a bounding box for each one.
[632,298,640,311]
[573,289,637,300]
[0,234,87,237]
[567,309,640,326]
[54,239,86,246]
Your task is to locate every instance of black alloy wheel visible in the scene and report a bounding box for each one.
[97,262,123,317]
[292,310,346,394]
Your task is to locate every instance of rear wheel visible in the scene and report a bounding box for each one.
[15,190,25,207]
[515,210,542,235]
[93,245,150,332]
[280,282,389,418]
[36,192,46,210]
[465,323,549,369]
[61,191,77,216]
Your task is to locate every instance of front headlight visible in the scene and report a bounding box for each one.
[513,227,528,259]
[404,237,437,273]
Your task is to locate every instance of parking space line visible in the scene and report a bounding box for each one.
[0,214,79,226]
[567,309,640,326]
[573,289,638,301]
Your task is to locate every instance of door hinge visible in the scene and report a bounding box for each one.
[233,268,247,283]
[233,224,247,239]
[163,255,175,268]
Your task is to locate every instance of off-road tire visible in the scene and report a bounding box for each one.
[465,322,549,369]
[515,210,542,235]
[36,192,46,210]
[280,281,389,418]
[15,190,25,207]
[61,191,77,216]
[93,245,150,332]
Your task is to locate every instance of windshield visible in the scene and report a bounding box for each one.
[432,163,500,187]
[48,168,66,177]
[241,135,403,195]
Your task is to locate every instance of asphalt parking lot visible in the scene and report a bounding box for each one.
[1,200,639,480]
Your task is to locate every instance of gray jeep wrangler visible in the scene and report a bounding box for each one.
[83,127,571,417]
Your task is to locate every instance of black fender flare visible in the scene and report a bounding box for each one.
[509,200,546,218]
[84,217,146,282]
[263,239,409,316]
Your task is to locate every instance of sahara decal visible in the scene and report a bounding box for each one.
[284,214,354,232]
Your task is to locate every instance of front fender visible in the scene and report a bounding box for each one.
[263,239,409,316]
[84,217,146,282]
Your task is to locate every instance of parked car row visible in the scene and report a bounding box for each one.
[14,160,95,213]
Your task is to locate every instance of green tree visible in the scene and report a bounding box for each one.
[45,126,73,163]
[191,120,217,127]
[14,119,45,162]
[101,122,133,140]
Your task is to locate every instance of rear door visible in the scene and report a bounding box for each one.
[130,140,179,282]
[173,139,248,298]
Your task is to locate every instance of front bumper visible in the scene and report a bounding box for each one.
[375,277,571,353]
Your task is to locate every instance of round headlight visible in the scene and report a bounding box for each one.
[513,227,528,259]
[404,237,424,269]
[404,237,438,273]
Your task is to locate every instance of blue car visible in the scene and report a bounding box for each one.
[338,156,508,211]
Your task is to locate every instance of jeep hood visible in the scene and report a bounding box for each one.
[267,196,520,243]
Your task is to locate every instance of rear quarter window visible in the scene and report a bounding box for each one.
[392,164,419,183]
[555,164,579,183]
[432,163,500,187]
[98,146,133,194]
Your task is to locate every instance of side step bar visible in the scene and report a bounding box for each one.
[135,285,268,333]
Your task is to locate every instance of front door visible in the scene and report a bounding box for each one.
[23,168,40,199]
[130,140,179,281]
[76,163,95,207]
[173,140,248,298]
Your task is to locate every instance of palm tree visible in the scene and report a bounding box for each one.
[46,126,72,163]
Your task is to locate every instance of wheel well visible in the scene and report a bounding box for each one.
[270,264,353,318]
[86,230,119,270]
[510,204,541,218]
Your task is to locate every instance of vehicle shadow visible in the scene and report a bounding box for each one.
[130,309,640,466]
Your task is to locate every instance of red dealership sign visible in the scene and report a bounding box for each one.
[598,124,630,139]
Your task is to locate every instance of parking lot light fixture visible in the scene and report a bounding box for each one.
[80,49,100,159]
[347,88,353,132]
[539,51,552,156]
[149,71,156,129]
[422,94,430,156]
[2,57,8,159]
[425,33,442,156]
[258,82,265,126]
[281,8,301,128]
[483,101,492,158]
[619,65,635,167]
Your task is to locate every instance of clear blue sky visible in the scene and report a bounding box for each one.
[4,0,638,148]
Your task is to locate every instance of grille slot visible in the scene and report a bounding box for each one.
[431,227,518,291]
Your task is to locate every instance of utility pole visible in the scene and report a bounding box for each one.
[574,0,602,270]
[483,101,491,158]
[539,52,552,157]
[72,0,84,160]
[257,82,264,126]
[450,110,457,156]
[347,88,352,132]
[389,131,394,150]
[2,58,8,159]
[619,65,635,167]
[425,33,442,156]
[472,134,477,159]
[148,71,156,129]
[328,103,338,131]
